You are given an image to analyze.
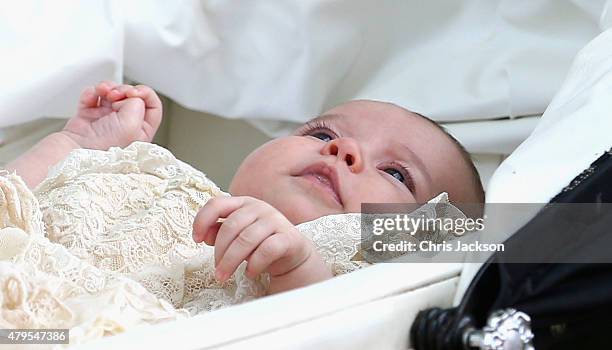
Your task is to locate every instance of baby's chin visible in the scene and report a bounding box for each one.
[271,193,341,224]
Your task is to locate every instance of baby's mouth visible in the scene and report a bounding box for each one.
[295,163,344,207]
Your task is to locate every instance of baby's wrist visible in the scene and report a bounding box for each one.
[56,130,85,149]
[267,246,332,294]
[51,131,83,151]
[58,130,108,150]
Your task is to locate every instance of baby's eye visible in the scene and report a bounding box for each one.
[382,165,416,194]
[310,132,334,142]
[384,168,405,183]
[296,120,338,142]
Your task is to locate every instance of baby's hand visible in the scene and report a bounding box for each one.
[192,196,333,293]
[61,81,162,150]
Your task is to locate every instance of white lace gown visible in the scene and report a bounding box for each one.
[0,142,369,346]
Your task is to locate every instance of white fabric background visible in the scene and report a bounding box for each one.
[120,0,604,124]
[0,1,607,135]
[0,1,123,128]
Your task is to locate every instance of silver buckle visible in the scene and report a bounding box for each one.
[464,308,535,350]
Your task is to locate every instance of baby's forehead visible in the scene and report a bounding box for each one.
[316,101,436,136]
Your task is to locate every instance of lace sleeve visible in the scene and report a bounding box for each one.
[297,213,371,275]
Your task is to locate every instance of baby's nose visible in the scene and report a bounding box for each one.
[321,138,364,172]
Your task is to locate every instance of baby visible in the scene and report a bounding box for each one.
[7,81,484,295]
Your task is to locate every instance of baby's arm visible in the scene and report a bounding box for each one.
[5,131,80,189]
[192,196,334,294]
[6,82,162,188]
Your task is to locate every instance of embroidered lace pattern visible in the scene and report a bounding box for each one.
[0,171,187,347]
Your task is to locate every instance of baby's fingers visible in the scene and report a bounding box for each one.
[212,207,259,265]
[107,84,138,102]
[80,81,117,108]
[192,197,247,243]
[78,86,99,109]
[128,85,163,139]
[215,219,273,282]
[93,81,118,105]
[111,97,145,118]
[244,234,293,279]
[128,85,162,110]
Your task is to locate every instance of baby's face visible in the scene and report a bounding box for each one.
[229,100,475,224]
